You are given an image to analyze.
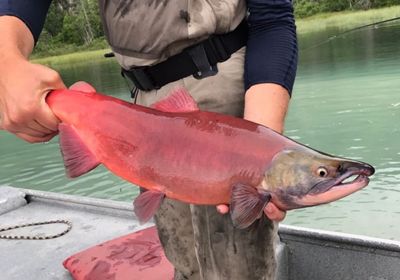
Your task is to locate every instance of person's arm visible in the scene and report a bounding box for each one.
[217,0,297,219]
[0,1,65,143]
[243,0,298,221]
[244,84,289,133]
[243,85,289,220]
[244,0,297,126]
[0,0,53,44]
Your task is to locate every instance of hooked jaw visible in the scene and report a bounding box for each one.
[262,147,375,211]
[295,161,375,207]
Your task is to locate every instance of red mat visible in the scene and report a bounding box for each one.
[63,226,174,280]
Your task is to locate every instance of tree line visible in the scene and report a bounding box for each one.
[35,0,399,55]
[35,0,104,54]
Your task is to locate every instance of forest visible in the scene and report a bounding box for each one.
[34,0,400,56]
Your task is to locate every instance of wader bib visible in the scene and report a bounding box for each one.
[99,1,277,279]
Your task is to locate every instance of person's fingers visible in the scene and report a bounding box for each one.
[15,131,56,143]
[2,116,50,137]
[35,103,60,132]
[216,204,229,214]
[216,202,286,222]
[18,126,49,137]
[217,203,286,221]
[36,73,66,131]
[27,120,54,135]
[264,203,286,222]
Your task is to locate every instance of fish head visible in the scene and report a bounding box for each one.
[262,147,375,210]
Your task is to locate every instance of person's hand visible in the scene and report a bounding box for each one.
[216,83,290,222]
[0,54,65,143]
[0,15,66,143]
[216,203,286,221]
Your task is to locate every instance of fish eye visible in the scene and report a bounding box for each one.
[317,167,328,177]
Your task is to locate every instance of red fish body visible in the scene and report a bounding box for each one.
[47,83,374,228]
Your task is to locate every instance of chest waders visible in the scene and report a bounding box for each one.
[99,1,277,279]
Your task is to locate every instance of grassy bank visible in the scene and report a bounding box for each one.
[33,5,400,64]
[31,37,109,60]
[33,48,111,66]
[296,5,400,34]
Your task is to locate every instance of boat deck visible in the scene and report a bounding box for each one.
[0,186,150,280]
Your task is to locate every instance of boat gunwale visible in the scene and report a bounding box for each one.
[279,224,400,256]
[14,187,400,255]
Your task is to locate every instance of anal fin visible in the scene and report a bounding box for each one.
[133,190,165,224]
[230,183,271,229]
[59,123,100,178]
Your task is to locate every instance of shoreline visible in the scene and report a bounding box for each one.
[32,48,112,66]
[32,5,400,64]
[296,5,400,34]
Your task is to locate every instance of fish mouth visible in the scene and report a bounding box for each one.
[309,166,373,195]
[296,165,374,206]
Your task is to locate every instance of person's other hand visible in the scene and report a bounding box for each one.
[216,203,286,221]
[0,55,65,143]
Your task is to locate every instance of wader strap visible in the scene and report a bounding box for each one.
[121,20,248,91]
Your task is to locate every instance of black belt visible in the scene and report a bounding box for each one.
[121,20,248,91]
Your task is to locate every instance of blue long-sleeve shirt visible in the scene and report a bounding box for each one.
[0,0,51,42]
[0,0,297,94]
[245,0,297,94]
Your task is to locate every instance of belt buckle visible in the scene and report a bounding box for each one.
[187,44,218,80]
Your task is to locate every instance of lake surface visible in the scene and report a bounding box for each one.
[1,22,400,240]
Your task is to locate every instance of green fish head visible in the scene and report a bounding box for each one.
[262,147,375,210]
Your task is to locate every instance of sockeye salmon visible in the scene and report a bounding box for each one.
[47,82,375,229]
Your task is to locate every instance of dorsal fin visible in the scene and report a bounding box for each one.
[151,88,199,113]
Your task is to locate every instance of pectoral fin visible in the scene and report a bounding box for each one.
[230,183,271,229]
[133,190,165,224]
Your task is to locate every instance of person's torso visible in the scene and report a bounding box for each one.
[98,0,246,68]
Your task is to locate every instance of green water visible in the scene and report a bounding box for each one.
[1,23,399,239]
